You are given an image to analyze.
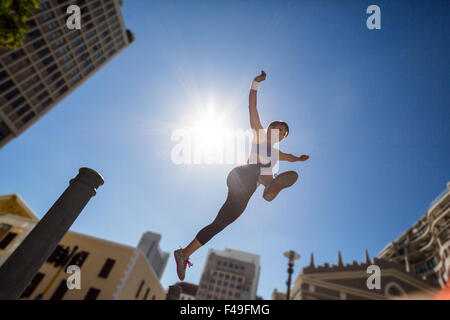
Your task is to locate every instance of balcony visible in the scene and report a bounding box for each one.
[429,185,450,210]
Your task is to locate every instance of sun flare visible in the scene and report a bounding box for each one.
[190,102,231,156]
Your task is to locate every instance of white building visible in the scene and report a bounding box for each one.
[196,248,260,300]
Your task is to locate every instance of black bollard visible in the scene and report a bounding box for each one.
[0,168,104,300]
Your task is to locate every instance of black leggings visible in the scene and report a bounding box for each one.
[196,164,261,245]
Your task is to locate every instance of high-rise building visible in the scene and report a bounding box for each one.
[379,182,450,287]
[137,231,169,280]
[0,0,133,148]
[0,194,166,300]
[196,248,260,300]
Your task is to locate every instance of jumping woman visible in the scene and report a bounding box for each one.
[174,70,309,280]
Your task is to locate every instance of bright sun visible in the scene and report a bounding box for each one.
[191,103,229,153]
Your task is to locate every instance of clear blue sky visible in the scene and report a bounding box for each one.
[1,1,449,299]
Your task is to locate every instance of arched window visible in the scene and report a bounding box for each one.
[385,282,406,299]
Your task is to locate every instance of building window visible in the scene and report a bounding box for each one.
[47,21,57,30]
[4,88,19,101]
[49,71,62,83]
[50,279,68,300]
[0,70,8,82]
[41,98,53,109]
[38,1,50,10]
[84,288,101,300]
[27,29,42,39]
[77,45,87,54]
[0,122,11,141]
[38,47,50,58]
[0,80,14,94]
[58,46,69,56]
[9,50,25,61]
[83,58,92,67]
[385,282,406,299]
[27,19,37,28]
[0,232,18,249]
[71,74,82,85]
[69,30,81,40]
[135,280,145,298]
[415,263,427,274]
[426,258,437,270]
[54,38,65,48]
[16,104,30,116]
[50,30,62,39]
[58,86,68,96]
[143,288,150,300]
[42,56,54,66]
[33,39,46,50]
[20,272,45,298]
[0,223,12,240]
[69,251,89,268]
[98,258,116,278]
[61,54,72,64]
[41,12,54,22]
[84,64,95,75]
[46,64,58,75]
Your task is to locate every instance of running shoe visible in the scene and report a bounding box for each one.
[263,171,298,202]
[174,249,193,281]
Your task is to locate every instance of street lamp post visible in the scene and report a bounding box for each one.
[0,168,104,300]
[284,250,300,300]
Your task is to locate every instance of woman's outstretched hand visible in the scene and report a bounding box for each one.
[298,155,309,161]
[254,70,266,82]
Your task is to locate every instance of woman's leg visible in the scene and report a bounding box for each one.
[182,237,202,260]
[175,190,251,281]
[195,190,251,247]
[258,174,273,187]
